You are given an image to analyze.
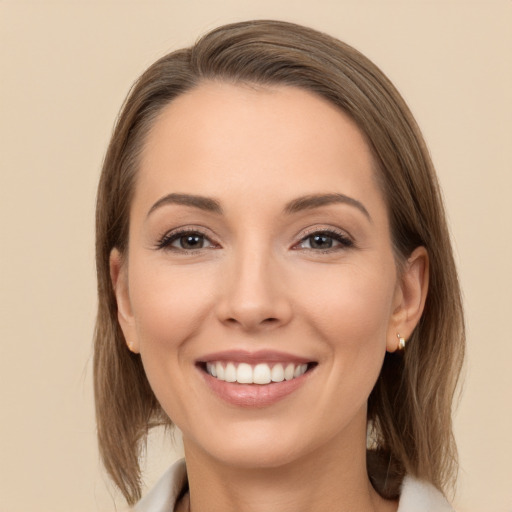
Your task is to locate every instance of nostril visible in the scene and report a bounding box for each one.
[224,316,279,327]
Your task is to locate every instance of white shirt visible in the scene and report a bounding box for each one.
[135,459,454,512]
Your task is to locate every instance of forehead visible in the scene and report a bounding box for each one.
[135,82,383,217]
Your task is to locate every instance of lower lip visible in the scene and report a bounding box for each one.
[200,368,313,408]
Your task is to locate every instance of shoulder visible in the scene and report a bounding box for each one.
[397,475,455,512]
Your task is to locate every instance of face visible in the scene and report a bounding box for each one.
[112,82,422,470]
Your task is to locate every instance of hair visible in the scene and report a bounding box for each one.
[94,19,465,505]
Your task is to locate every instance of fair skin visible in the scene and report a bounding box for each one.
[111,82,428,512]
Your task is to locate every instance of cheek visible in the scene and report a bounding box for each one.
[126,260,219,425]
[128,259,217,353]
[293,262,397,348]
[292,263,396,421]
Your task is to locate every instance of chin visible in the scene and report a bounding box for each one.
[182,418,310,470]
[183,408,360,473]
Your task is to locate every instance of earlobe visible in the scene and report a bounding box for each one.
[109,249,140,354]
[387,246,429,352]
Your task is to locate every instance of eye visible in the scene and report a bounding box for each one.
[296,230,353,251]
[157,230,216,252]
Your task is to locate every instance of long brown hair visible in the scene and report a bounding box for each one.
[94,20,464,505]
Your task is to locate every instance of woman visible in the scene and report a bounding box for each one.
[94,20,464,512]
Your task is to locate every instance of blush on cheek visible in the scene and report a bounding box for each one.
[303,279,392,347]
[135,297,201,353]
[129,259,217,348]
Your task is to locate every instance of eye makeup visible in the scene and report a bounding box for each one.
[154,223,355,257]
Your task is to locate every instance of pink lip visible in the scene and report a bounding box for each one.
[201,370,312,408]
[196,350,316,408]
[197,349,312,365]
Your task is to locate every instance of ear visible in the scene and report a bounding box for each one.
[110,248,140,354]
[387,246,429,353]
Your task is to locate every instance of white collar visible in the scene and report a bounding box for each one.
[134,460,187,512]
[134,459,454,512]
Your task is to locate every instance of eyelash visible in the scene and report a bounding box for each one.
[292,228,354,253]
[155,227,354,254]
[156,228,217,253]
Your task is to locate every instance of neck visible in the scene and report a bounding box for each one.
[181,426,397,512]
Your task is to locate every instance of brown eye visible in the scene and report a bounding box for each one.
[175,234,206,250]
[157,230,216,251]
[308,234,334,249]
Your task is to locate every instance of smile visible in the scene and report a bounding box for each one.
[205,361,309,384]
[197,350,317,407]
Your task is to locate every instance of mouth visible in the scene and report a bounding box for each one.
[201,361,314,384]
[196,351,317,407]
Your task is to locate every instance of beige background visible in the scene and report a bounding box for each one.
[1,1,511,511]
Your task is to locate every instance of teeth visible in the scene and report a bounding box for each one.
[237,363,253,384]
[216,362,225,380]
[206,362,217,377]
[271,364,284,382]
[294,364,307,378]
[284,363,295,381]
[225,362,237,382]
[253,363,271,384]
[205,361,309,384]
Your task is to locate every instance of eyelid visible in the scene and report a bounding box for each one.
[155,225,220,252]
[296,224,353,241]
[154,224,354,253]
[291,225,355,251]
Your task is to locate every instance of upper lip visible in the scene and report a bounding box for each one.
[197,349,314,365]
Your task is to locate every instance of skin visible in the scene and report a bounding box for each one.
[111,82,428,512]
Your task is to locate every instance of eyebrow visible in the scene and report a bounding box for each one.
[284,193,371,221]
[147,193,223,217]
[146,192,371,221]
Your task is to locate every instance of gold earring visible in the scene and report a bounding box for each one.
[397,333,406,350]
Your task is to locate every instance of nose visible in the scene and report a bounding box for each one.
[215,248,293,332]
